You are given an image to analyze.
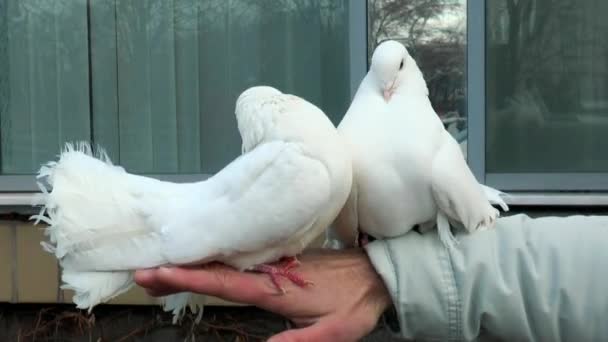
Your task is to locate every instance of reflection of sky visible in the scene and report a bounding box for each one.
[423,0,466,42]
[432,1,466,28]
[387,0,466,42]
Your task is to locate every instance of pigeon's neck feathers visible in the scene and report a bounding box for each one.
[351,74,378,101]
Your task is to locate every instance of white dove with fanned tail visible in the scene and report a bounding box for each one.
[331,40,508,249]
[31,86,352,323]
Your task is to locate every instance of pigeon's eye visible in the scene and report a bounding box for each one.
[399,59,404,70]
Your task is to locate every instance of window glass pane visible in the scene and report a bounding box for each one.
[368,0,467,156]
[486,0,608,173]
[0,0,352,176]
[0,0,91,175]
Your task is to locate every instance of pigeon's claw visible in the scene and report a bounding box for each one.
[251,257,313,294]
[358,232,371,247]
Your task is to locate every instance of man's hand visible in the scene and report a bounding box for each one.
[134,248,392,342]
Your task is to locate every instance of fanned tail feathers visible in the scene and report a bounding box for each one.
[30,142,204,323]
[31,142,146,309]
[62,271,135,312]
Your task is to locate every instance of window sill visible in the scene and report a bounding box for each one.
[0,193,37,206]
[504,192,608,206]
[0,193,41,215]
[3,191,608,214]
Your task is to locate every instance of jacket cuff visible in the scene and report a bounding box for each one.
[364,240,402,335]
[365,234,461,341]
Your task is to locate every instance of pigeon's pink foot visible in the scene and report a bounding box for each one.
[358,233,370,247]
[252,256,313,294]
[278,256,301,269]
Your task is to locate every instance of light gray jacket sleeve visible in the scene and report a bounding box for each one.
[365,213,608,341]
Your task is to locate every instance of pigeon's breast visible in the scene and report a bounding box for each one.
[352,139,438,238]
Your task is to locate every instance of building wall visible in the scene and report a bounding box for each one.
[0,219,324,306]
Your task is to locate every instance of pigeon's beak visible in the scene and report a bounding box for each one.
[383,80,396,102]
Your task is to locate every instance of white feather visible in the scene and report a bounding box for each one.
[62,270,134,312]
[33,86,352,322]
[161,293,205,324]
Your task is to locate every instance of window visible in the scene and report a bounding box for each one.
[0,0,362,191]
[469,1,608,192]
[3,0,606,199]
[368,0,468,155]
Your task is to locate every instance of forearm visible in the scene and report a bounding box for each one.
[365,214,608,341]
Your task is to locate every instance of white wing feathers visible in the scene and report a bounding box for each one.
[431,132,507,246]
[144,140,331,268]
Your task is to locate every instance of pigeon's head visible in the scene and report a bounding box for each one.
[235,85,282,126]
[369,40,425,102]
[236,86,282,108]
[235,86,283,153]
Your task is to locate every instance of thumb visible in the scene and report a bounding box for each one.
[267,319,350,342]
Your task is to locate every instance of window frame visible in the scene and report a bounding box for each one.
[467,1,608,204]
[0,1,368,203]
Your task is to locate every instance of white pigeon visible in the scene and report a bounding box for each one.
[31,85,352,322]
[331,40,508,249]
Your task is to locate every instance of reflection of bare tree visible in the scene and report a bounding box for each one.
[368,0,461,52]
[1,0,351,173]
[115,0,346,62]
[490,0,578,99]
[369,0,465,119]
[169,0,344,32]
[487,0,608,127]
[486,0,608,172]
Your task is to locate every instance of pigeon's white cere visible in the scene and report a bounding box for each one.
[331,40,508,248]
[32,86,352,322]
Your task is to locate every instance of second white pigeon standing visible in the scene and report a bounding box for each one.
[332,40,508,248]
[32,86,352,322]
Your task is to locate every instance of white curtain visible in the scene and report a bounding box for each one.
[1,0,351,175]
[1,0,90,174]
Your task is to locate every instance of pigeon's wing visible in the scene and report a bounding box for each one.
[430,131,501,233]
[152,140,331,267]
